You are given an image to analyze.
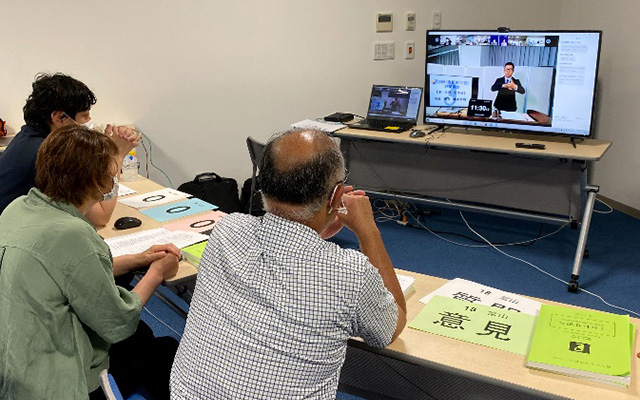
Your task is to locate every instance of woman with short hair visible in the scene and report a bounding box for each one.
[0,125,179,400]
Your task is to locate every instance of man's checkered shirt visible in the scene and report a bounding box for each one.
[170,213,398,399]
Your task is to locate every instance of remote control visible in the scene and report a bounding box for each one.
[515,142,546,150]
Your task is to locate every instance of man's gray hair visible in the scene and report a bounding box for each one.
[259,129,345,224]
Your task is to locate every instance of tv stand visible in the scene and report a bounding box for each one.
[333,126,612,293]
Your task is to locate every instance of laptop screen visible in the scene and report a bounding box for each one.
[366,85,423,123]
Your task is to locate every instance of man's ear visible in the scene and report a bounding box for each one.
[328,183,344,212]
[50,110,68,129]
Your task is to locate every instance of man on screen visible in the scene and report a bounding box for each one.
[491,62,525,112]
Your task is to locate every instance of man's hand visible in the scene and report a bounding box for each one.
[336,193,377,240]
[504,81,518,91]
[105,124,141,159]
[321,186,366,239]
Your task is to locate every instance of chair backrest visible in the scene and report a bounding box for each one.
[99,369,125,400]
[246,136,266,169]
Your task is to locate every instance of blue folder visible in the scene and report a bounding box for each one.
[141,198,218,222]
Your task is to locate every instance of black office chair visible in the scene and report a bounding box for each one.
[246,136,265,215]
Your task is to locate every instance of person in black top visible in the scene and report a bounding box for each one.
[490,62,526,112]
[0,73,138,222]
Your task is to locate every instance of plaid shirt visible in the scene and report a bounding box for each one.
[171,213,398,399]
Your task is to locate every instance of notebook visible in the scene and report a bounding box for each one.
[349,85,423,133]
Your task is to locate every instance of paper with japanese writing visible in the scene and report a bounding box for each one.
[409,295,537,355]
[140,198,218,223]
[104,228,208,257]
[419,278,541,316]
[526,304,632,377]
[118,188,190,209]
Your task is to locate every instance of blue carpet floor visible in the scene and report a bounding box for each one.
[142,198,640,398]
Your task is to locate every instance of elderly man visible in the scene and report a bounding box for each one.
[171,129,406,399]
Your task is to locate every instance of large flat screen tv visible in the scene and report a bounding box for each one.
[424,30,602,138]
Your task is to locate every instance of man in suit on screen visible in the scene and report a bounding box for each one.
[491,62,526,112]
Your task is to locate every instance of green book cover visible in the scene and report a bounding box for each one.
[181,241,207,266]
[525,304,633,387]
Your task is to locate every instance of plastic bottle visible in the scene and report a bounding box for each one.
[121,149,139,182]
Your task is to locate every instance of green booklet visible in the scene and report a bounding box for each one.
[525,304,634,387]
[181,241,207,267]
[409,295,537,355]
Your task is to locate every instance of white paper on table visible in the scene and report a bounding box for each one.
[105,228,208,257]
[500,111,533,122]
[419,278,541,316]
[397,274,415,296]
[117,184,136,197]
[117,188,190,209]
[291,119,345,133]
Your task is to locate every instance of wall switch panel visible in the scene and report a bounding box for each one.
[374,41,395,60]
[376,13,393,32]
[406,12,416,31]
[432,11,441,30]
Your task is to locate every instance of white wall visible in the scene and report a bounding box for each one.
[558,1,640,210]
[1,0,560,189]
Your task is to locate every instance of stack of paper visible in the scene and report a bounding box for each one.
[408,278,542,355]
[291,119,345,133]
[525,304,634,388]
[118,188,190,209]
[397,274,415,297]
[104,228,208,257]
[117,183,137,197]
[419,278,542,316]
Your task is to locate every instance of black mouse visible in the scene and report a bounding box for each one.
[114,216,142,230]
[409,130,426,138]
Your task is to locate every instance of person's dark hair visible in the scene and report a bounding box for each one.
[505,62,515,69]
[259,129,344,221]
[36,125,118,207]
[23,73,96,133]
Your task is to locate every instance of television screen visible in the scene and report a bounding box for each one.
[424,30,602,137]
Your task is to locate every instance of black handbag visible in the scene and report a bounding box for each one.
[177,172,241,213]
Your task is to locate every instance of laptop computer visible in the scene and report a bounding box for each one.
[349,85,423,133]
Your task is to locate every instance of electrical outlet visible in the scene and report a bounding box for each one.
[432,11,441,30]
[405,41,415,59]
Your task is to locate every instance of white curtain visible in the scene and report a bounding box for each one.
[488,46,557,67]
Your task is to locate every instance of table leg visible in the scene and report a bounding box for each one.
[568,185,599,293]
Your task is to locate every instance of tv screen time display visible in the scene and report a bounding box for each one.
[424,30,602,137]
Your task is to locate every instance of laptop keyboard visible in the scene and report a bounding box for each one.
[364,119,386,126]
